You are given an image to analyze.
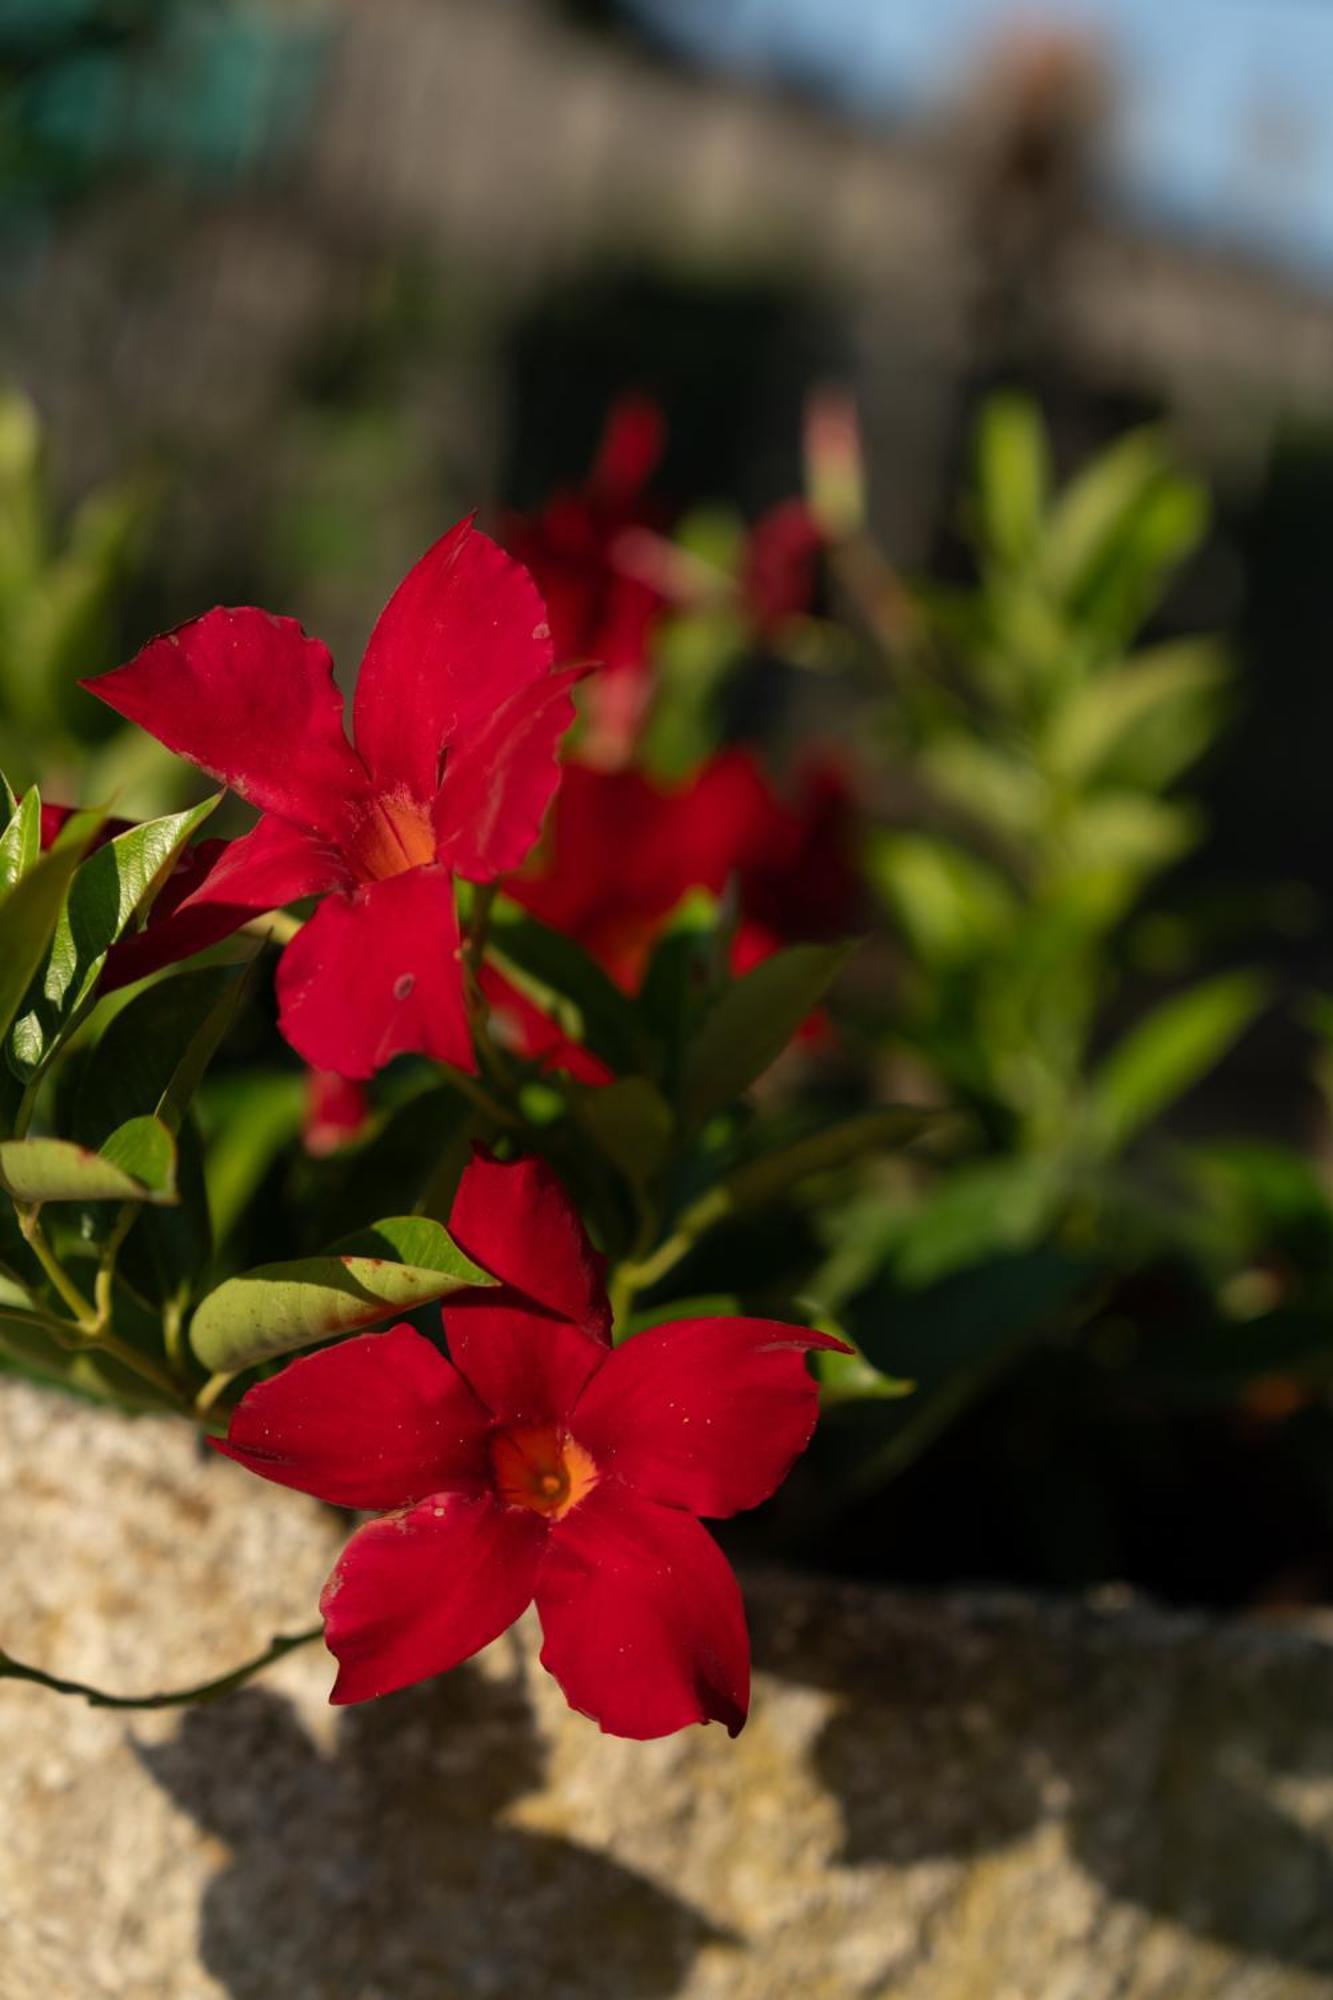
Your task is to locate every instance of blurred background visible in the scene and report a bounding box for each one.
[8,0,1333,1611]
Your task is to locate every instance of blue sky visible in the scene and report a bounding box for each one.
[624,0,1333,284]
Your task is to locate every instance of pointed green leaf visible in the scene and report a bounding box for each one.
[9,794,220,1077]
[98,1114,177,1199]
[1086,973,1265,1155]
[189,1216,495,1373]
[0,810,101,1047]
[681,940,855,1125]
[0,786,40,893]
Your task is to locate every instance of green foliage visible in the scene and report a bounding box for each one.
[189,1218,494,1375]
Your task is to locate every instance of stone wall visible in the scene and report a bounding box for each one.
[5,1375,1333,1998]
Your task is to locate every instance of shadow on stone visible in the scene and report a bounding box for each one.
[756,1581,1333,1976]
[138,1654,730,2000]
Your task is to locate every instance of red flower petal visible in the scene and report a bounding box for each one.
[443,1153,612,1423]
[103,814,348,990]
[447,1152,611,1338]
[322,1490,545,1705]
[431,666,580,882]
[213,1325,492,1511]
[536,1481,749,1739]
[351,519,556,806]
[83,609,370,839]
[571,1316,849,1519]
[274,865,473,1080]
[589,392,666,503]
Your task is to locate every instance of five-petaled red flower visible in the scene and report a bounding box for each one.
[217,1152,847,1738]
[83,521,577,1079]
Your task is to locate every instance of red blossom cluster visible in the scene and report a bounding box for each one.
[69,430,855,1735]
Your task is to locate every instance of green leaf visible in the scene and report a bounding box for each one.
[1086,973,1265,1155]
[9,795,220,1077]
[575,1077,674,1187]
[487,899,649,1078]
[1044,639,1228,789]
[0,785,40,893]
[0,811,101,1048]
[189,1216,495,1374]
[868,832,1016,964]
[98,1114,177,1199]
[0,1115,176,1204]
[725,1107,941,1212]
[74,966,244,1146]
[681,940,855,1125]
[975,394,1049,566]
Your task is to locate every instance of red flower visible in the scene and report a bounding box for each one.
[742,498,823,636]
[497,750,861,1074]
[83,522,578,1078]
[303,1071,370,1158]
[504,395,668,768]
[217,1152,846,1738]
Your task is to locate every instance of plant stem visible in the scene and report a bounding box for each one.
[18,1209,96,1325]
[0,1625,325,1711]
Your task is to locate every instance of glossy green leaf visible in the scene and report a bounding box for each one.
[681,940,855,1125]
[0,810,101,1048]
[1086,973,1265,1155]
[9,794,220,1076]
[0,785,40,893]
[189,1216,495,1373]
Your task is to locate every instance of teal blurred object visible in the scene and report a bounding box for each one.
[0,0,328,258]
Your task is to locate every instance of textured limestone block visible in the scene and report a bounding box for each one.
[4,1377,1333,2000]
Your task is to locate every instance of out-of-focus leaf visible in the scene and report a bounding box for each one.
[189,1215,495,1373]
[198,1070,307,1250]
[0,811,101,1050]
[717,1107,941,1223]
[487,900,649,1079]
[1043,430,1207,638]
[575,1077,673,1186]
[9,795,220,1076]
[1086,973,1265,1155]
[868,831,1016,964]
[975,393,1049,566]
[1045,639,1228,789]
[891,1156,1064,1288]
[681,940,854,1126]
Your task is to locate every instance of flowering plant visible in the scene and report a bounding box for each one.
[0,480,894,1737]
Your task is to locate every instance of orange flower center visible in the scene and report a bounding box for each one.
[489,1425,598,1521]
[349,792,437,882]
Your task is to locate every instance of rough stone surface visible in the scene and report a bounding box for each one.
[4,1376,1333,1999]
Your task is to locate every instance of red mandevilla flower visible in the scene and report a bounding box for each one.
[82,522,578,1079]
[216,1152,847,1738]
[486,749,862,1080]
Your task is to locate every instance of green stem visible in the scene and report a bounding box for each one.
[18,1209,96,1325]
[0,1625,325,1711]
